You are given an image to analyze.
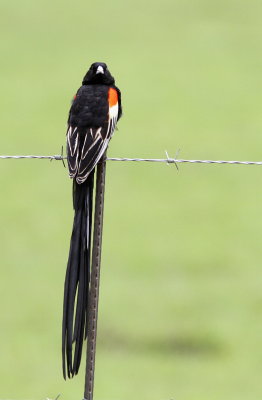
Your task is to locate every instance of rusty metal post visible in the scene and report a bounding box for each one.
[84,154,107,400]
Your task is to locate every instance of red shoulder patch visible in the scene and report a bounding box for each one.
[108,88,118,107]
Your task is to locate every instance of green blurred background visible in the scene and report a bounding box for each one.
[1,0,262,399]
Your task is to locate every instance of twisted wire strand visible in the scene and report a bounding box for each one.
[0,155,65,160]
[107,157,262,165]
[0,154,262,165]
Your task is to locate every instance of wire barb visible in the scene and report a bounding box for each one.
[174,148,181,171]
[165,150,179,171]
[60,146,66,168]
[165,150,171,166]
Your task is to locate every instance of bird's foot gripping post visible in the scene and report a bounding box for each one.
[84,154,107,400]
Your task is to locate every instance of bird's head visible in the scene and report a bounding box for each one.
[82,62,115,85]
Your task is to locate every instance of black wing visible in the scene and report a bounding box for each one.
[67,122,113,184]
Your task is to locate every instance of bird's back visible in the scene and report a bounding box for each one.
[68,85,110,129]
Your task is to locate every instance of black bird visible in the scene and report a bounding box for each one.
[62,62,122,379]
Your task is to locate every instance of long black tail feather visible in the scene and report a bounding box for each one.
[62,171,94,379]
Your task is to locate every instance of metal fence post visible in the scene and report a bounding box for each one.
[84,154,107,400]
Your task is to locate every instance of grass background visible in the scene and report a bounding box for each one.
[0,0,262,399]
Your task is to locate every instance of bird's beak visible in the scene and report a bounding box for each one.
[96,66,104,74]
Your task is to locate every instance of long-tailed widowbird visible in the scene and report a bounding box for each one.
[62,62,122,379]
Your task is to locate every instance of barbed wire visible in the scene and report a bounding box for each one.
[0,155,65,160]
[107,157,262,166]
[1,152,262,166]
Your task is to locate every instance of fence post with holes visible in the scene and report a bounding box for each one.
[84,154,107,400]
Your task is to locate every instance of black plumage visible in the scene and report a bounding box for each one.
[62,62,122,379]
